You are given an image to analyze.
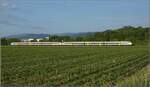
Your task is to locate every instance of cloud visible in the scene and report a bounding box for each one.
[1,2,8,7]
[0,14,47,30]
[95,16,131,22]
[0,0,16,9]
[0,14,30,22]
[96,16,149,22]
[0,0,9,7]
[96,17,115,20]
[0,20,47,30]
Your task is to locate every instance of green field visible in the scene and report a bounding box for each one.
[1,46,149,86]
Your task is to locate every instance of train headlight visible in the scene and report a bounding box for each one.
[128,42,132,45]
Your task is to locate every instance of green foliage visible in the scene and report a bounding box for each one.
[1,38,20,45]
[1,46,149,86]
[47,26,149,45]
[91,26,149,45]
[49,35,73,42]
[31,39,37,42]
[1,38,8,45]
[116,65,149,87]
[76,36,84,41]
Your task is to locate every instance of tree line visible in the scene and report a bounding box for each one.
[1,26,149,45]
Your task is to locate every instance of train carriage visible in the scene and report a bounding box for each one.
[11,41,132,46]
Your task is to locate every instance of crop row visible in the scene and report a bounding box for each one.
[1,46,149,86]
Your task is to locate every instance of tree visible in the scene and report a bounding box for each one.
[76,36,84,41]
[1,38,8,45]
[1,38,20,45]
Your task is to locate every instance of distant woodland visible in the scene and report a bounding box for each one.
[1,26,149,45]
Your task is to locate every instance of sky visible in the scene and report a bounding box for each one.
[0,0,149,36]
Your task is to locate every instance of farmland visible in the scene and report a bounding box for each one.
[1,46,149,86]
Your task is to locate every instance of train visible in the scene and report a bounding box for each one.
[11,41,132,46]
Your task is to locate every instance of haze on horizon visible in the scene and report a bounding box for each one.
[0,0,149,36]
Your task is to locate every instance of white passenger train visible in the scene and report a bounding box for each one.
[11,41,132,46]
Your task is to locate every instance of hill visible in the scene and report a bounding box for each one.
[3,32,93,39]
[88,26,149,45]
[56,32,94,37]
[1,26,149,45]
[5,34,50,39]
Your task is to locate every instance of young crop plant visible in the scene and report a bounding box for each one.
[1,46,149,87]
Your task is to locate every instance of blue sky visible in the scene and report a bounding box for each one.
[0,0,149,36]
